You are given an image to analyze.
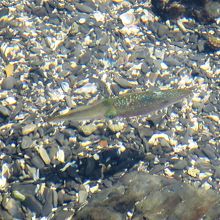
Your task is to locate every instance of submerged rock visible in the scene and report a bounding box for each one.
[75,171,220,220]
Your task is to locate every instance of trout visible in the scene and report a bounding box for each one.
[47,87,193,122]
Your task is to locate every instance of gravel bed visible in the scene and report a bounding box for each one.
[0,0,219,219]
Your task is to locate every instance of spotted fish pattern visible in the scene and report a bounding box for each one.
[47,87,193,122]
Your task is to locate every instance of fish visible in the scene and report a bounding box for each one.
[46,87,194,123]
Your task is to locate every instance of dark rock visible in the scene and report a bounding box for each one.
[31,155,46,169]
[164,56,181,66]
[0,8,9,17]
[22,195,43,217]
[42,189,53,216]
[2,198,25,219]
[75,3,94,14]
[202,145,216,160]
[172,160,188,170]
[32,6,48,17]
[157,24,169,38]
[138,126,154,138]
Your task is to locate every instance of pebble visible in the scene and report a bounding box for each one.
[75,3,93,14]
[112,0,124,2]
[78,190,88,204]
[32,6,48,17]
[120,10,136,26]
[22,124,37,135]
[0,8,9,18]
[202,145,217,160]
[0,106,10,117]
[157,24,169,38]
[164,56,181,66]
[75,83,97,94]
[1,76,16,90]
[79,124,99,136]
[187,167,200,177]
[138,126,153,138]
[107,121,126,133]
[30,155,45,169]
[42,189,53,216]
[214,166,220,179]
[113,76,134,88]
[36,146,51,165]
[21,136,33,149]
[22,195,43,217]
[2,198,24,219]
[4,63,14,77]
[172,160,188,170]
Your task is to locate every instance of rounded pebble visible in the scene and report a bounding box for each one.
[1,77,16,90]
[22,124,37,135]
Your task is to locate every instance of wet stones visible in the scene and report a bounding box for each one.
[75,171,220,219]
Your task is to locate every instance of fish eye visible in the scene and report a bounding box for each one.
[107,114,115,119]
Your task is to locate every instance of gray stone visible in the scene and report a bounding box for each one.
[1,77,16,90]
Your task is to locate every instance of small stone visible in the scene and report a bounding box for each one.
[2,198,24,219]
[187,167,200,177]
[202,145,216,160]
[214,166,220,179]
[164,56,181,66]
[93,11,105,23]
[1,76,16,90]
[107,121,126,133]
[22,124,37,135]
[4,63,14,77]
[138,126,153,138]
[78,190,88,204]
[56,148,65,163]
[21,136,33,149]
[173,160,188,170]
[32,6,48,17]
[75,3,93,13]
[113,76,134,88]
[36,146,51,165]
[79,124,98,136]
[157,24,169,38]
[120,10,136,26]
[12,191,26,201]
[112,0,124,2]
[0,8,9,18]
[0,106,10,117]
[5,96,16,105]
[160,62,168,70]
[60,82,70,93]
[22,195,43,217]
[75,83,97,95]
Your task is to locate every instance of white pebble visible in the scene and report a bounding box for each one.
[5,96,16,105]
[120,9,136,26]
[75,83,97,94]
[93,11,105,23]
